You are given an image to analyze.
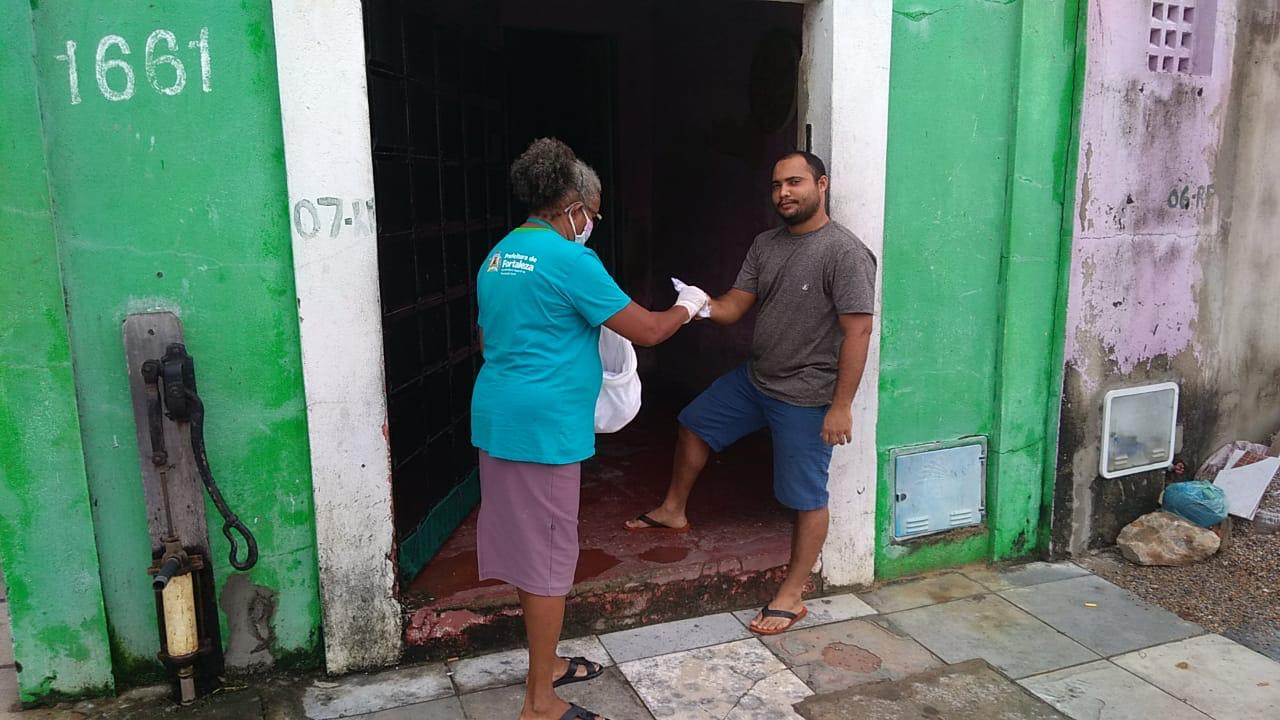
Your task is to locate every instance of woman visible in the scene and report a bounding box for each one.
[472,138,708,720]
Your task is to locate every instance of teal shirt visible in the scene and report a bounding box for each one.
[472,226,632,465]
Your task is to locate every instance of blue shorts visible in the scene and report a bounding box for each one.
[678,366,833,511]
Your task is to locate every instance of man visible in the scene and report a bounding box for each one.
[626,151,875,634]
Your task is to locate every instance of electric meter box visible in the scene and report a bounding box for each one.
[1100,382,1179,479]
[890,439,987,541]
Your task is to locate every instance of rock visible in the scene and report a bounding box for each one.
[1117,511,1221,566]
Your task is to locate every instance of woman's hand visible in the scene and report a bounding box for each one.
[674,285,710,323]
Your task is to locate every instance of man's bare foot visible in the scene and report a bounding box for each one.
[623,505,688,530]
[749,592,806,633]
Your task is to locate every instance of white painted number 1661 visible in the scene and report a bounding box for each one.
[55,28,212,104]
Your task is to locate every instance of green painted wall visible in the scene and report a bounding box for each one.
[1038,0,1087,555]
[0,3,115,703]
[990,0,1084,563]
[16,1,322,682]
[877,0,1084,578]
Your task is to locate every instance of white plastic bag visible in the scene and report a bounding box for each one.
[671,277,711,318]
[595,327,641,433]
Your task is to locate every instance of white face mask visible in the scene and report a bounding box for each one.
[567,205,594,245]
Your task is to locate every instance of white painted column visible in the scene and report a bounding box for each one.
[270,1,402,672]
[802,0,892,588]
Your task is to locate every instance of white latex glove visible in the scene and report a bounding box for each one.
[674,284,710,324]
[671,277,712,319]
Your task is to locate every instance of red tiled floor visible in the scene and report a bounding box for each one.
[403,399,794,653]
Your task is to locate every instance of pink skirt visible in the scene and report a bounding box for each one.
[476,451,581,596]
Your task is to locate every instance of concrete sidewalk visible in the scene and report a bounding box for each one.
[7,562,1280,719]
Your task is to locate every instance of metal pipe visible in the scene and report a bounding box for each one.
[152,556,182,591]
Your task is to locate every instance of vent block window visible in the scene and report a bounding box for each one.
[1147,1,1218,76]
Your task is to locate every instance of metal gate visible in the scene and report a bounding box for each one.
[365,1,509,581]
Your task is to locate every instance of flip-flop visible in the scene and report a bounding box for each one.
[560,704,607,720]
[552,656,604,688]
[626,513,691,533]
[749,605,808,636]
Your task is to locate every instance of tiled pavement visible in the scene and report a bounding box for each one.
[6,562,1280,719]
[298,562,1279,720]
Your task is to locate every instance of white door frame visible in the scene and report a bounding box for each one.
[800,0,890,589]
[270,0,892,671]
[271,0,403,673]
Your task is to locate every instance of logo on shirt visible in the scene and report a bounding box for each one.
[801,283,810,291]
[490,251,539,276]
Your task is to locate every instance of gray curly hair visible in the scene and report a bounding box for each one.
[574,160,602,205]
[510,138,579,212]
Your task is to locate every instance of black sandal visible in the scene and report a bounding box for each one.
[552,656,604,688]
[749,605,808,636]
[626,513,691,534]
[560,704,607,719]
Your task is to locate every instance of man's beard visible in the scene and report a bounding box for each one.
[778,199,819,226]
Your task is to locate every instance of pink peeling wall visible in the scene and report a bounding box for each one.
[1065,0,1237,380]
[1068,233,1203,376]
[1054,0,1245,554]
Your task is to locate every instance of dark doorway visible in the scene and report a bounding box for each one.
[364,1,805,629]
[504,29,622,275]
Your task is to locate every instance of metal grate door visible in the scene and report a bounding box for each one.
[365,0,510,581]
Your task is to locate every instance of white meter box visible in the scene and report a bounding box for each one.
[1100,382,1179,479]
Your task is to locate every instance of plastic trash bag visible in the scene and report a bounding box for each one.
[595,327,641,434]
[1162,480,1228,528]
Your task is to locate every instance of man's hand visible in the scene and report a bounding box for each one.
[824,314,871,446]
[822,405,853,446]
[706,289,757,325]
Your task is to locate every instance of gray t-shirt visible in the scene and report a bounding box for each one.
[733,221,876,407]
